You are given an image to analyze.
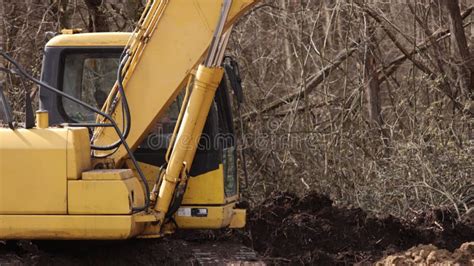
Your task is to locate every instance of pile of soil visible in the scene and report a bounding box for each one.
[376,242,473,265]
[244,192,474,264]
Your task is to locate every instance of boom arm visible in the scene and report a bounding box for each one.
[92,0,260,233]
[92,0,258,162]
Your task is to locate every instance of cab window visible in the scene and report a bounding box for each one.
[61,52,120,122]
[60,50,183,141]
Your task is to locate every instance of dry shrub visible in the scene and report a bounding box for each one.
[229,0,473,219]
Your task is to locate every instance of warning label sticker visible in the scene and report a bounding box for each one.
[177,208,209,217]
[177,208,192,217]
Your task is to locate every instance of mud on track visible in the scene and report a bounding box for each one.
[0,192,473,265]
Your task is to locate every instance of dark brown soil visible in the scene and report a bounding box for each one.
[0,192,472,265]
[0,239,260,265]
[242,192,474,264]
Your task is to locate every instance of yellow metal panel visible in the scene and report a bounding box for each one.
[0,215,144,240]
[82,169,133,180]
[68,177,145,215]
[229,209,246,228]
[183,165,226,205]
[126,160,160,191]
[46,33,131,47]
[134,214,158,223]
[0,128,70,214]
[66,128,92,180]
[127,161,228,205]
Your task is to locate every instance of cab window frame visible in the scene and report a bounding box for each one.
[56,47,124,123]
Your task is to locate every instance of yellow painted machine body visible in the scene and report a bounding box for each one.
[0,128,91,215]
[0,0,256,240]
[0,123,244,239]
[0,127,142,239]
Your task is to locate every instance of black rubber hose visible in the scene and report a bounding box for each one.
[91,52,132,151]
[0,51,150,212]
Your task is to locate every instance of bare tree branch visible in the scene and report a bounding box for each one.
[243,41,360,120]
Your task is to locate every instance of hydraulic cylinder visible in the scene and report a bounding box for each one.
[154,65,225,220]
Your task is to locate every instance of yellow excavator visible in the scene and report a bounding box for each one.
[0,0,259,240]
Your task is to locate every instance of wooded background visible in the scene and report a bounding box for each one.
[0,0,472,220]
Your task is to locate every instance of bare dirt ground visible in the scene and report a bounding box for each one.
[0,192,472,265]
[240,192,473,264]
[0,239,262,265]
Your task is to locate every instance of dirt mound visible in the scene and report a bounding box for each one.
[245,192,474,264]
[377,242,474,265]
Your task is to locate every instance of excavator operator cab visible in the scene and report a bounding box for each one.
[38,32,244,229]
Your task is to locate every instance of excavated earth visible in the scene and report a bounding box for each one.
[0,192,473,265]
[376,242,474,265]
[241,192,473,264]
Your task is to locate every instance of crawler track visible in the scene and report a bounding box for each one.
[0,239,262,265]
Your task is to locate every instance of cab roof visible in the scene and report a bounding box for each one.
[46,32,133,48]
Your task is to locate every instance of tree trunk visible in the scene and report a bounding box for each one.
[58,0,72,29]
[363,16,383,128]
[280,0,293,71]
[84,0,109,32]
[443,0,473,99]
[124,0,142,23]
[0,0,5,81]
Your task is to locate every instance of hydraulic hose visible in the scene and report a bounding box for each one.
[91,52,132,151]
